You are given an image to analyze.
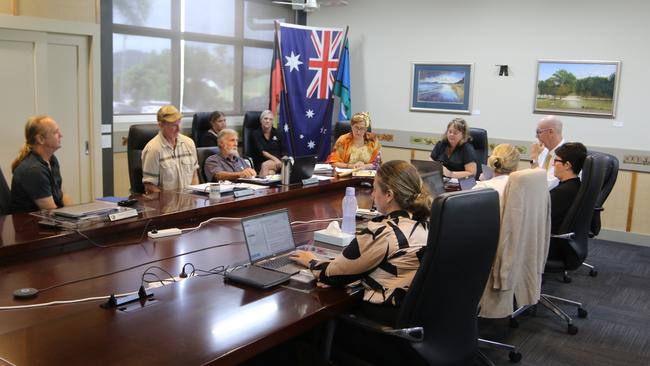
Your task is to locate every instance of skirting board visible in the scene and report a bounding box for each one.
[598,229,650,248]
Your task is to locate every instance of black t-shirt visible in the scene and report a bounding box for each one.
[430,140,477,172]
[10,152,64,213]
[251,128,284,169]
[550,177,581,234]
[198,130,218,148]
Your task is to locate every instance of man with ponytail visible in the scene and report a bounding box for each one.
[10,115,71,213]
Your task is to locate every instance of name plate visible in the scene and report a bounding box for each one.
[301,177,319,186]
[233,189,254,198]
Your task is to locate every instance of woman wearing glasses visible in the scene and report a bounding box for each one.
[430,117,477,179]
[549,142,587,234]
[327,112,382,169]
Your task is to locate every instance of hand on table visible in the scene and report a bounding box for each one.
[290,250,317,268]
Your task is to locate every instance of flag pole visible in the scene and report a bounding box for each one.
[317,26,349,159]
[274,21,298,156]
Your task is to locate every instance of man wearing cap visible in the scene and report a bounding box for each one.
[141,105,199,193]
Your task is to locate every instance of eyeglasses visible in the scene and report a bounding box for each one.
[535,128,551,136]
[553,158,565,164]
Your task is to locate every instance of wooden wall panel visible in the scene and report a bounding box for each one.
[630,172,650,235]
[113,152,130,197]
[16,0,96,23]
[601,171,631,232]
[381,146,410,163]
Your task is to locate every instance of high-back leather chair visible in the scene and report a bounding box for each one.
[242,111,262,158]
[0,167,11,215]
[538,155,606,334]
[191,112,213,147]
[333,189,500,365]
[196,146,220,183]
[127,124,159,194]
[469,127,487,180]
[581,151,619,277]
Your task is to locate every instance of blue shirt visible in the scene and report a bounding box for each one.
[10,152,64,213]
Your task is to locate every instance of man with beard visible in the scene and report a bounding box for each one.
[204,129,257,182]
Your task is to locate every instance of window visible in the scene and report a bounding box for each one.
[112,0,293,116]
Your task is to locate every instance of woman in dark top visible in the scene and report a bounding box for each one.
[430,117,477,179]
[549,142,587,234]
[199,111,226,147]
[252,110,284,176]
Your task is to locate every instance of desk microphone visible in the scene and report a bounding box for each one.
[13,287,39,299]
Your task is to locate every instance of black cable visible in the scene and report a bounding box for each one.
[140,266,177,287]
[74,219,153,248]
[36,241,244,293]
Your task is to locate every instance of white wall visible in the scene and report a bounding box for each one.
[308,0,650,151]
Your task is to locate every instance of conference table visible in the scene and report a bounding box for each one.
[0,177,373,365]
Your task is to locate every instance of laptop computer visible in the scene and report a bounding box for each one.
[290,155,318,184]
[421,170,446,197]
[410,159,444,176]
[51,201,118,219]
[459,176,477,190]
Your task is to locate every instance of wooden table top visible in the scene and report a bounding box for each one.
[0,179,371,365]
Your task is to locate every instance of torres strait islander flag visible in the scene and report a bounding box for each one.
[276,23,345,160]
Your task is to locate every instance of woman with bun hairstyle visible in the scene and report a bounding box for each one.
[472,143,520,211]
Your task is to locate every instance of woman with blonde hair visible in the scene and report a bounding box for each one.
[251,110,284,176]
[292,160,431,325]
[10,115,71,213]
[473,143,520,206]
[430,117,477,179]
[327,112,382,169]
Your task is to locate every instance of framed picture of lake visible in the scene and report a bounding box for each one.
[410,63,473,113]
[534,60,621,118]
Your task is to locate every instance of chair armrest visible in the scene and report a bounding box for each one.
[339,314,424,342]
[594,206,604,212]
[551,232,575,240]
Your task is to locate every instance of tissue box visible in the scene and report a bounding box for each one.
[314,229,355,247]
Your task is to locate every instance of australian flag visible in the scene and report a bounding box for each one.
[277,23,344,160]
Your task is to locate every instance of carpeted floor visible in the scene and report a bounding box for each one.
[478,239,650,366]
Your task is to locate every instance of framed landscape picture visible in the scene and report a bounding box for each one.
[410,63,472,113]
[534,60,621,117]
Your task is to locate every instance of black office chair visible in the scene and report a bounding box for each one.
[191,112,213,147]
[536,155,606,334]
[331,189,501,366]
[469,127,487,180]
[0,167,11,215]
[581,151,619,277]
[127,124,160,194]
[242,111,262,157]
[197,146,220,183]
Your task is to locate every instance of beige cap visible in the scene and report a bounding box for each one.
[157,105,182,123]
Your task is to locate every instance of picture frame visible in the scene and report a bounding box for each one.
[534,60,621,118]
[410,63,473,114]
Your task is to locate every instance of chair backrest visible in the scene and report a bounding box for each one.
[333,120,371,142]
[587,151,619,236]
[196,146,220,183]
[0,167,11,215]
[396,189,500,365]
[127,124,160,194]
[242,111,262,158]
[191,112,213,147]
[468,127,487,180]
[553,155,607,270]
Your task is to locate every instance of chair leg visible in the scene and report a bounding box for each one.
[476,349,496,366]
[582,261,598,277]
[539,294,581,334]
[478,338,522,363]
[320,319,336,362]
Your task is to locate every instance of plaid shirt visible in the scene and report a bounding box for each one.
[141,132,198,190]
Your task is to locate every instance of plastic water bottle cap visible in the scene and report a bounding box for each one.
[345,187,355,196]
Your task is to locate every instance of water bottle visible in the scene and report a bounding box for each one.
[341,187,358,234]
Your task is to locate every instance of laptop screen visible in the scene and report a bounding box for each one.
[241,209,296,262]
[421,171,445,197]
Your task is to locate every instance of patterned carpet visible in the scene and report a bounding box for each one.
[478,239,650,366]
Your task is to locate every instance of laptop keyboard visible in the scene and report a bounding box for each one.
[263,255,294,269]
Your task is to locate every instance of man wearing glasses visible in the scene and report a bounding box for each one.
[549,142,587,234]
[530,115,565,188]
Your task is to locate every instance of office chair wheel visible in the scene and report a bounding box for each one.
[509,351,522,363]
[578,308,588,318]
[509,317,519,328]
[568,324,578,335]
[562,274,572,283]
[589,269,598,277]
